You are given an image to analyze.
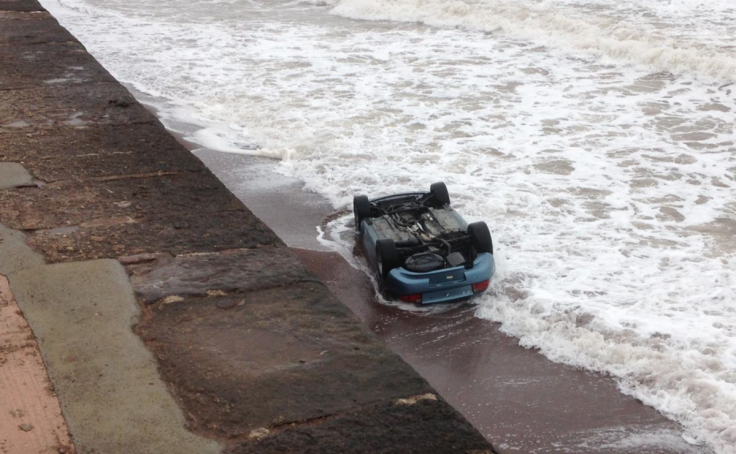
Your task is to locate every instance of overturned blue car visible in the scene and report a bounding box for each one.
[353,182,495,305]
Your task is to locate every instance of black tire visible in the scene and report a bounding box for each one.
[353,195,371,232]
[468,221,493,255]
[430,182,450,207]
[376,239,401,278]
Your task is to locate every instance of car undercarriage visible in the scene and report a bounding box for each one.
[354,182,495,304]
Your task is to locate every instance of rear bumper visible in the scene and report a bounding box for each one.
[385,253,495,305]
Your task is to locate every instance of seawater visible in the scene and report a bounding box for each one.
[40,0,736,451]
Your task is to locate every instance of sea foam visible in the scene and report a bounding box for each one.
[330,0,736,82]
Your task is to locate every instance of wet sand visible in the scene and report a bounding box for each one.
[192,148,709,454]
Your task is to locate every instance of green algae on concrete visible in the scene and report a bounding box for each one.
[8,259,221,454]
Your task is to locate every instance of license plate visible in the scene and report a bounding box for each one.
[429,269,466,286]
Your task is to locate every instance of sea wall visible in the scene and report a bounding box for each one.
[0,1,495,452]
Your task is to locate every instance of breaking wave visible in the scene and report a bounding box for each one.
[329,0,736,82]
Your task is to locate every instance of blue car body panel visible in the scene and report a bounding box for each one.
[386,252,494,304]
[358,195,495,304]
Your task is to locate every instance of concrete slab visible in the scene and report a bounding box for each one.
[0,123,207,182]
[0,162,32,189]
[0,275,74,454]
[0,10,76,46]
[0,224,44,275]
[0,167,280,263]
[231,398,493,454]
[18,209,279,262]
[0,0,44,12]
[0,83,154,130]
[8,259,221,454]
[126,247,311,303]
[0,42,117,90]
[0,172,245,230]
[135,283,432,439]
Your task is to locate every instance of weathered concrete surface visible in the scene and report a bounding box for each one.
[135,283,431,439]
[0,162,32,189]
[127,248,491,452]
[231,397,493,454]
[8,259,221,454]
[0,224,44,275]
[125,248,313,303]
[0,41,117,90]
[0,166,278,262]
[0,10,77,45]
[0,173,247,229]
[0,275,74,454]
[0,2,496,453]
[1,83,154,129]
[0,123,206,182]
[0,0,43,12]
[17,210,279,262]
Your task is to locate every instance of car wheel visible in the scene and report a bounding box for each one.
[376,239,400,279]
[430,182,450,207]
[468,221,493,255]
[353,195,371,232]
